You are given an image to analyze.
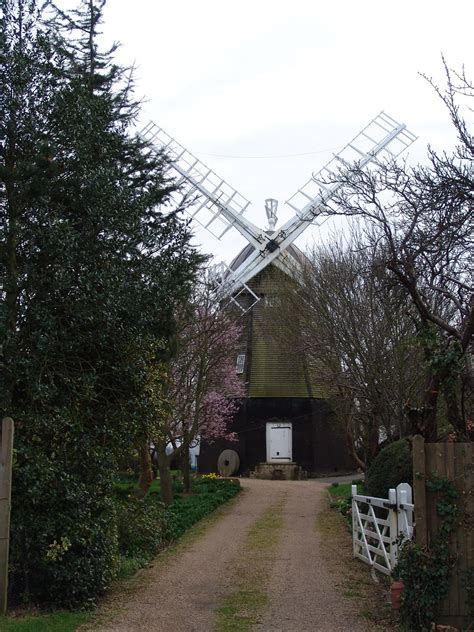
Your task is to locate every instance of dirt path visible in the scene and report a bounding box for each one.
[91,479,368,632]
[258,481,364,631]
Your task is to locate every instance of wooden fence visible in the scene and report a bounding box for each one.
[413,435,474,628]
[0,418,14,615]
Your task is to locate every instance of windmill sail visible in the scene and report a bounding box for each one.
[140,122,262,247]
[221,112,417,297]
[141,113,417,305]
[285,111,417,221]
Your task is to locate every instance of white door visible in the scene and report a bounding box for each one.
[266,422,292,462]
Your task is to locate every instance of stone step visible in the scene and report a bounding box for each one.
[251,462,307,481]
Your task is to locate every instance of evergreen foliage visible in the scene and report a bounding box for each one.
[116,495,168,560]
[365,438,412,498]
[1,0,202,607]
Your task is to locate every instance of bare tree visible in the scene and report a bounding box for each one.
[274,233,421,469]
[315,60,473,440]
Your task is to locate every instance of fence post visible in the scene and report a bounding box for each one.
[396,482,413,539]
[351,484,358,558]
[389,487,397,570]
[412,434,427,547]
[0,418,14,615]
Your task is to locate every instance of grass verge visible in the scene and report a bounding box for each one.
[327,480,363,525]
[327,481,363,499]
[79,488,246,631]
[213,494,286,632]
[0,611,89,632]
[317,494,399,631]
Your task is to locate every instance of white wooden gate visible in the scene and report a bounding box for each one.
[351,483,414,575]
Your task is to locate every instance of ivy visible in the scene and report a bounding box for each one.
[394,476,459,631]
[464,567,474,621]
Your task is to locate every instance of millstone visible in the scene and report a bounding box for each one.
[217,449,240,477]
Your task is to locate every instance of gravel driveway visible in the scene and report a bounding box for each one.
[91,478,366,632]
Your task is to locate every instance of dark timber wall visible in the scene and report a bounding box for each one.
[198,397,354,475]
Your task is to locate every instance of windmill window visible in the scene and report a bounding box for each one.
[236,353,246,374]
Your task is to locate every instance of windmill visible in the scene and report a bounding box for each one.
[141,113,417,478]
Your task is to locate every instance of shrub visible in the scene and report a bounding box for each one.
[329,496,352,519]
[116,477,239,560]
[10,445,119,609]
[327,482,363,527]
[365,438,412,498]
[116,496,168,559]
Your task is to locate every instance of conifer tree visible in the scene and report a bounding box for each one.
[1,0,202,606]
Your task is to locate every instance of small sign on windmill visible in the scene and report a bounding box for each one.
[141,113,417,477]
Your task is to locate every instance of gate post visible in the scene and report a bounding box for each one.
[396,482,413,540]
[388,488,397,570]
[351,484,358,558]
[0,417,14,615]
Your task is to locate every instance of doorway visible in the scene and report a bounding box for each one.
[266,422,292,462]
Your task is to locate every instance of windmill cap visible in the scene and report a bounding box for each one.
[229,237,306,273]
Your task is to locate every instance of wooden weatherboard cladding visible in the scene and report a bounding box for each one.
[244,265,327,399]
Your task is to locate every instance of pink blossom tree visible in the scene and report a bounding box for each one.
[155,282,244,503]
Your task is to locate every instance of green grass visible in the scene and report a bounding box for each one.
[0,611,89,632]
[327,481,364,499]
[214,495,286,632]
[214,591,267,632]
[316,499,398,630]
[327,481,364,529]
[114,470,182,496]
[116,555,150,579]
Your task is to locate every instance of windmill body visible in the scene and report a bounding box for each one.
[142,114,416,476]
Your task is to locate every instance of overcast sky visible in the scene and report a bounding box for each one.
[97,0,473,263]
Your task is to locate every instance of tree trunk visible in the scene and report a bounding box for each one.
[367,415,380,464]
[181,443,191,493]
[444,381,465,437]
[346,417,366,471]
[135,439,154,498]
[407,373,441,441]
[2,134,20,410]
[157,440,173,505]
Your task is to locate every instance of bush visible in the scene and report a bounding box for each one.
[116,496,168,559]
[10,466,239,609]
[116,476,239,564]
[10,443,119,609]
[365,438,412,498]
